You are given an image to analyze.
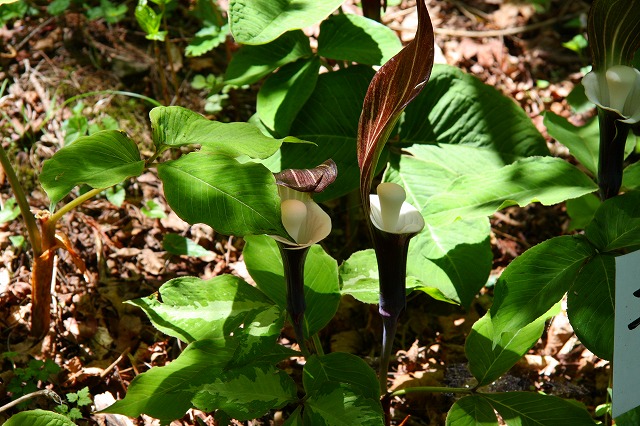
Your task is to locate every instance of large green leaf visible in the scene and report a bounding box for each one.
[622,161,640,191]
[585,191,640,252]
[400,65,549,159]
[149,106,284,159]
[192,364,297,420]
[4,410,78,426]
[489,235,596,346]
[280,65,375,201]
[422,157,599,226]
[257,57,320,137]
[408,218,492,308]
[544,112,599,176]
[446,395,498,426]
[339,249,454,305]
[384,144,506,210]
[102,339,237,422]
[566,193,601,231]
[40,130,144,206]
[303,353,380,401]
[229,0,343,45]
[242,235,340,337]
[225,30,312,85]
[483,392,596,425]
[128,275,281,344]
[466,307,556,387]
[303,383,384,426]
[317,13,401,65]
[567,254,615,360]
[157,153,288,237]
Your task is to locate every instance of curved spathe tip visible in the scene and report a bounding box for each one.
[271,186,331,249]
[583,65,640,123]
[369,183,425,235]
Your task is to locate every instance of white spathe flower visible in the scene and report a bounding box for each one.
[271,186,331,248]
[369,183,425,234]
[583,65,640,124]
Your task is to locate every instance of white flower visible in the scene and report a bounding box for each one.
[369,183,425,234]
[583,65,640,124]
[270,186,331,248]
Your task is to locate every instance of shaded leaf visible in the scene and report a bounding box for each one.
[162,233,213,257]
[566,193,601,231]
[318,13,401,65]
[192,364,297,420]
[128,275,281,343]
[544,112,599,176]
[567,254,615,360]
[225,30,312,85]
[484,392,596,425]
[303,383,384,426]
[4,410,77,426]
[40,130,144,206]
[490,235,596,346]
[586,191,640,252]
[257,57,320,137]
[304,353,380,401]
[446,395,498,426]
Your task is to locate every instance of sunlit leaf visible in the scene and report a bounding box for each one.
[446,396,497,426]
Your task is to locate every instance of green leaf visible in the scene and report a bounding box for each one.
[40,130,145,206]
[4,410,78,426]
[339,249,454,305]
[566,193,601,231]
[544,112,599,176]
[224,30,311,85]
[408,218,492,308]
[466,307,556,387]
[280,65,376,201]
[163,233,214,257]
[149,106,283,159]
[303,353,380,401]
[401,64,549,160]
[128,275,281,343]
[483,392,596,425]
[623,161,640,191]
[585,191,640,252]
[616,404,640,425]
[192,364,297,420]
[304,383,384,426]
[47,0,71,15]
[105,184,126,207]
[186,24,229,57]
[446,395,498,426]
[229,0,344,45]
[0,198,20,223]
[102,339,236,422]
[135,1,164,41]
[62,115,89,145]
[384,144,506,210]
[422,157,599,226]
[243,235,340,336]
[317,13,402,65]
[490,235,596,346]
[567,254,615,360]
[257,57,320,137]
[283,406,304,425]
[157,153,288,237]
[141,199,167,219]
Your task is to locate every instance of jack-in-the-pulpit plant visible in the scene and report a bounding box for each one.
[271,159,337,355]
[583,0,640,199]
[356,0,434,395]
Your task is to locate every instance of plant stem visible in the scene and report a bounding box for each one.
[597,108,630,200]
[49,187,105,224]
[0,144,42,255]
[379,314,399,395]
[277,243,311,357]
[312,333,325,356]
[390,386,473,397]
[0,389,62,414]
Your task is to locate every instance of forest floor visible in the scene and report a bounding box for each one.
[0,0,609,425]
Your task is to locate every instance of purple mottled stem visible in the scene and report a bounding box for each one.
[598,109,630,200]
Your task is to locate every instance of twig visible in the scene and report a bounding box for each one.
[390,11,585,38]
[101,347,130,378]
[0,389,62,413]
